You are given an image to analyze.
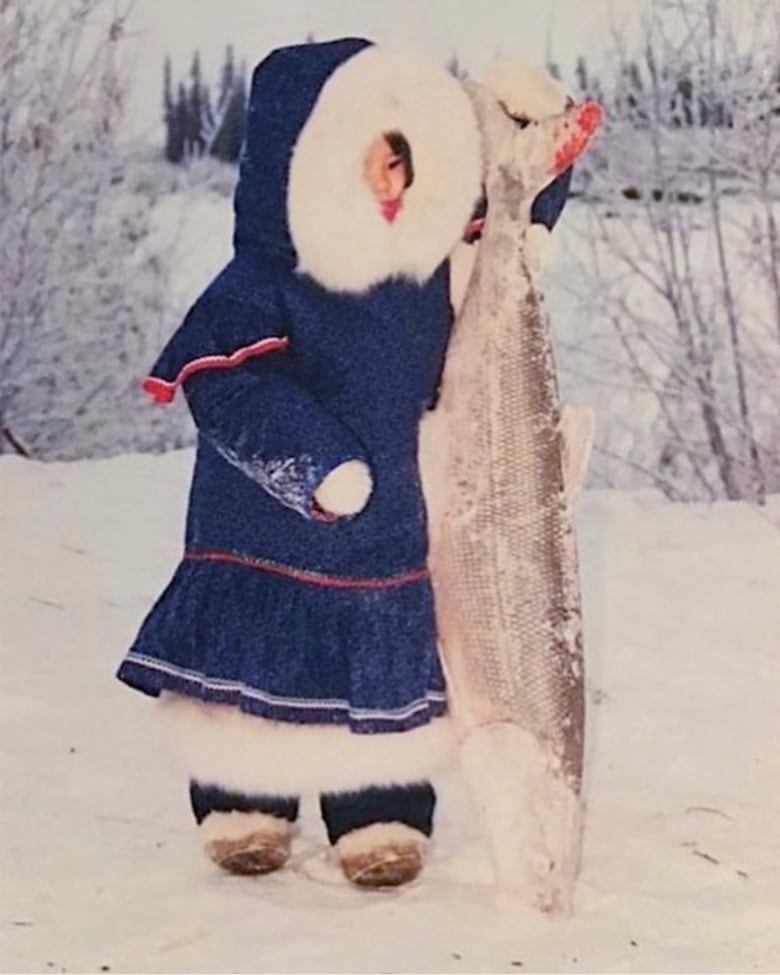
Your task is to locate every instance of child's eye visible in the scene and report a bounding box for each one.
[388,157,402,170]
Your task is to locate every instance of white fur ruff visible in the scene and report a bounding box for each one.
[159,693,456,796]
[288,46,482,293]
[335,821,427,857]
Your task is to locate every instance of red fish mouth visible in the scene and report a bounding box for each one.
[552,100,604,175]
[381,198,403,222]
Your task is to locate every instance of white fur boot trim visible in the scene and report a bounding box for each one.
[200,810,292,875]
[335,821,426,858]
[199,810,290,845]
[336,821,427,888]
[159,693,456,796]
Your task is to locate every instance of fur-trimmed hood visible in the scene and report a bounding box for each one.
[233,39,482,293]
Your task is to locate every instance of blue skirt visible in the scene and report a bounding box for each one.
[116,550,447,734]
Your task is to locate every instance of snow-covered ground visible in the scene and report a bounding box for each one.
[2,451,779,973]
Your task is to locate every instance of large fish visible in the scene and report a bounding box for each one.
[425,87,602,914]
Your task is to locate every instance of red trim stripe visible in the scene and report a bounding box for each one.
[143,336,290,403]
[184,550,429,590]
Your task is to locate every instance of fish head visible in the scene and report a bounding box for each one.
[504,101,603,212]
[466,81,603,218]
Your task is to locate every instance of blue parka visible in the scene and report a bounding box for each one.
[117,38,572,735]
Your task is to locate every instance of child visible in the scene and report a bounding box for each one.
[117,38,573,888]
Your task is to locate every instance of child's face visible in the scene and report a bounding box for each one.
[362,134,409,222]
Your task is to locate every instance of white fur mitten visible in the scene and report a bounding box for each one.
[314,460,373,516]
[483,60,571,123]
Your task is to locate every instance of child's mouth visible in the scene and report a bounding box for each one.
[381,198,403,222]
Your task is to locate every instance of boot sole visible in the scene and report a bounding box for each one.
[341,845,423,888]
[205,832,290,876]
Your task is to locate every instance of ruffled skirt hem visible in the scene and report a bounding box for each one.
[117,554,447,735]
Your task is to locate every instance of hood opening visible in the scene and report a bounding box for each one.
[233,40,482,293]
[287,46,482,292]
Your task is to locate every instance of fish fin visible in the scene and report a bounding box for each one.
[418,407,450,548]
[525,224,553,277]
[460,722,583,915]
[561,404,595,504]
[449,240,478,317]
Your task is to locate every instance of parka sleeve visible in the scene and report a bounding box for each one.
[144,297,370,521]
[530,166,573,231]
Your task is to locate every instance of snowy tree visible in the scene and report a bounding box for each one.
[574,56,590,98]
[163,46,248,165]
[0,0,191,459]
[163,55,185,163]
[561,0,780,501]
[185,51,207,157]
[209,45,248,163]
[446,53,468,81]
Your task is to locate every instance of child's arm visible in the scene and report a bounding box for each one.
[147,297,372,521]
[183,362,372,521]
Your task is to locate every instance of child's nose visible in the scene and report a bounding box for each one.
[384,168,405,201]
[378,169,395,199]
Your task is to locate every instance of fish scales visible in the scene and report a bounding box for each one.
[428,87,600,912]
[435,167,584,783]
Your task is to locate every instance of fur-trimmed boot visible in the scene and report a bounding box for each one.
[201,810,293,876]
[320,781,435,888]
[189,781,299,876]
[335,821,427,888]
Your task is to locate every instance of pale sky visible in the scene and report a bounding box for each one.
[123,0,643,140]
